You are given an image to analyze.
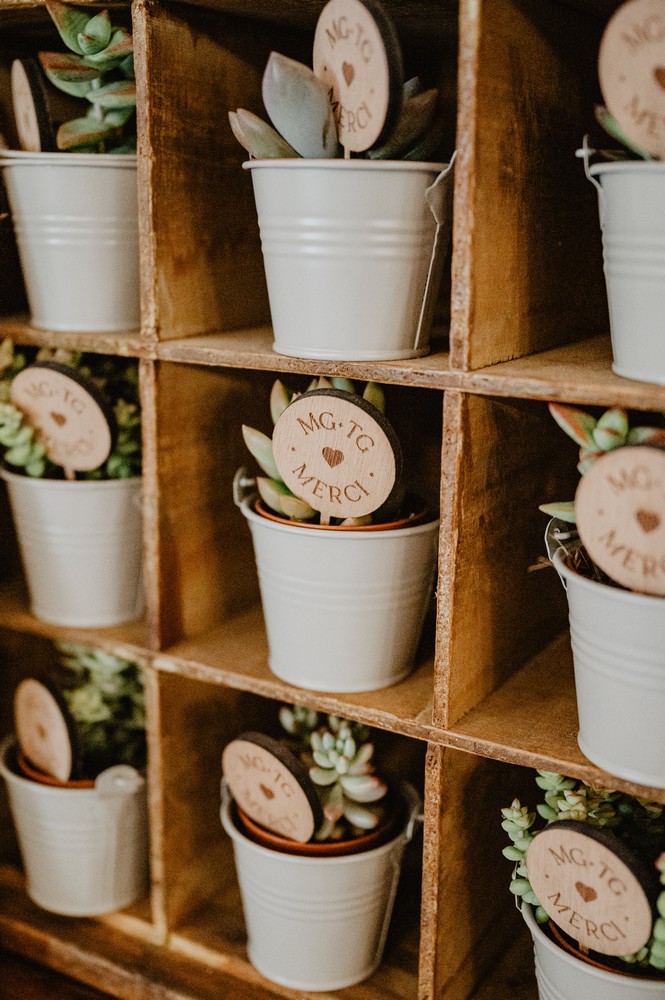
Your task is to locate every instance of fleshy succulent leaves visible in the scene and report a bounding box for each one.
[261,51,340,158]
[548,402,597,448]
[228,109,299,159]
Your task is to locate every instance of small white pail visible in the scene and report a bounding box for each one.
[245,157,455,361]
[0,737,148,916]
[240,496,438,692]
[522,903,664,1000]
[554,549,665,788]
[0,151,139,333]
[221,781,421,991]
[2,470,144,627]
[585,156,665,385]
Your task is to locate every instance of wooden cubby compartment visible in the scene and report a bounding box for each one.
[1,1,665,1000]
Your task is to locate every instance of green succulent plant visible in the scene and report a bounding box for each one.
[502,770,665,972]
[229,51,443,161]
[279,705,389,842]
[540,402,665,524]
[54,639,146,777]
[0,339,141,480]
[592,106,653,161]
[242,376,389,525]
[38,0,136,152]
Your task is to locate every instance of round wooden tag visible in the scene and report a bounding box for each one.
[527,821,656,957]
[14,677,77,783]
[312,0,403,152]
[10,362,114,476]
[271,388,402,520]
[575,445,665,595]
[222,732,323,843]
[10,58,56,153]
[598,0,665,159]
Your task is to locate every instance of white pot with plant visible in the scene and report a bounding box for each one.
[1,641,148,916]
[540,402,665,788]
[502,770,665,999]
[236,376,439,692]
[578,0,665,385]
[221,705,422,991]
[229,0,454,361]
[0,0,139,332]
[0,339,143,627]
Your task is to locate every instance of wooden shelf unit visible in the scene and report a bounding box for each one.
[1,1,664,999]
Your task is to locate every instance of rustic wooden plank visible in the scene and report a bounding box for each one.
[0,871,281,1000]
[420,746,537,1000]
[155,604,435,741]
[448,632,665,806]
[439,391,577,728]
[451,0,608,369]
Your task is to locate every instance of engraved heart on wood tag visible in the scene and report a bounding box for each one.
[636,509,661,533]
[322,447,344,468]
[342,61,355,85]
[260,783,275,799]
[654,66,665,90]
[575,881,598,903]
[50,411,66,426]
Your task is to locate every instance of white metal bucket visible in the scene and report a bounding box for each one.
[0,737,148,916]
[554,550,665,788]
[244,158,454,361]
[221,781,421,991]
[0,151,139,333]
[522,903,664,999]
[586,158,665,386]
[240,496,438,692]
[1,470,144,627]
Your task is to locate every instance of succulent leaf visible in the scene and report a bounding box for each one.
[538,501,577,524]
[46,0,90,54]
[368,88,439,160]
[242,425,281,479]
[592,407,628,451]
[343,801,381,829]
[595,105,652,160]
[256,477,291,515]
[87,79,137,109]
[280,494,318,520]
[269,379,292,424]
[228,109,299,159]
[261,52,340,158]
[362,381,386,413]
[340,773,388,802]
[77,10,112,55]
[310,765,339,786]
[330,377,355,394]
[627,426,665,446]
[548,403,597,448]
[56,114,121,150]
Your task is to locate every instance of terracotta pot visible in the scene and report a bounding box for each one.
[234,795,402,858]
[254,497,430,531]
[16,749,94,789]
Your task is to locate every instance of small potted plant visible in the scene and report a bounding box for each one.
[0,640,148,916]
[0,0,139,332]
[502,770,665,999]
[540,401,665,788]
[221,704,421,991]
[0,338,143,627]
[235,376,439,692]
[578,0,665,385]
[228,0,454,361]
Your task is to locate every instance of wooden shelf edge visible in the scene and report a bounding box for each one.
[0,869,281,1000]
[446,633,665,805]
[0,316,147,357]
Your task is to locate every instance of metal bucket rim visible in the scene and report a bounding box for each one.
[553,549,665,609]
[243,158,447,174]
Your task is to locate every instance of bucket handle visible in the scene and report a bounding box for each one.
[544,517,583,591]
[576,135,605,222]
[413,151,457,352]
[233,466,256,508]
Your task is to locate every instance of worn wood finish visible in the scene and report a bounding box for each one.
[451,0,608,370]
[437,391,578,728]
[421,746,537,1000]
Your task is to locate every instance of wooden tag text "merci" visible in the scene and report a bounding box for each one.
[271,389,402,520]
